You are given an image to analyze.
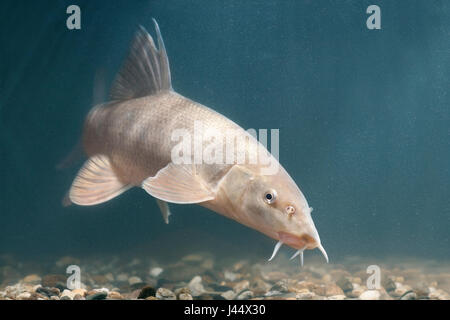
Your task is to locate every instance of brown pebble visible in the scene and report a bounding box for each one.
[325,284,344,296]
[108,291,123,300]
[138,286,156,299]
[23,274,41,285]
[336,277,353,293]
[72,288,87,297]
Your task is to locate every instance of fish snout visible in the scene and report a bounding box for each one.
[278,231,318,250]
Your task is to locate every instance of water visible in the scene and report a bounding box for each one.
[0,0,449,300]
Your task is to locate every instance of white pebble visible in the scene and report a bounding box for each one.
[221,290,236,300]
[188,276,205,297]
[359,290,381,300]
[150,267,164,277]
[224,271,239,282]
[17,292,31,300]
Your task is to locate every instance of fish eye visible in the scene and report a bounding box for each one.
[264,190,277,204]
[286,205,296,216]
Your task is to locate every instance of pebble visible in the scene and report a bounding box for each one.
[310,284,327,296]
[400,291,417,300]
[188,276,206,297]
[348,286,365,298]
[429,289,450,300]
[325,284,344,296]
[328,295,346,300]
[276,292,297,299]
[221,290,236,300]
[270,280,289,293]
[0,254,448,301]
[236,290,254,300]
[233,280,250,293]
[295,289,315,300]
[36,287,60,298]
[265,290,282,297]
[359,290,381,300]
[108,291,123,300]
[23,274,41,285]
[150,267,164,277]
[156,288,176,300]
[178,293,193,300]
[224,271,239,282]
[352,277,362,285]
[336,277,353,293]
[128,276,143,286]
[138,286,156,299]
[86,292,108,300]
[413,283,430,299]
[124,289,141,300]
[174,287,191,295]
[251,278,271,295]
[90,287,109,294]
[61,289,76,300]
[16,292,31,300]
[393,285,410,297]
[382,277,397,292]
[72,288,87,297]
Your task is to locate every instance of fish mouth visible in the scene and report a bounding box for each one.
[277,231,318,250]
[268,232,329,264]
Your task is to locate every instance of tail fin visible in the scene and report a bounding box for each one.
[110,19,172,101]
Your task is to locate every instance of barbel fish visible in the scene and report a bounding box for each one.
[67,19,328,265]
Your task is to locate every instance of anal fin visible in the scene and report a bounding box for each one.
[69,155,131,206]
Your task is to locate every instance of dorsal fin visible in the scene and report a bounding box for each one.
[110,19,172,101]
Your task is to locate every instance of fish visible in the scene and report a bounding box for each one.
[67,19,328,265]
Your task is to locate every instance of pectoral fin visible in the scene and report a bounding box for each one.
[156,199,171,224]
[142,163,215,204]
[69,155,131,206]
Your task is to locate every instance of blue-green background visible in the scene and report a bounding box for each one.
[0,0,449,263]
